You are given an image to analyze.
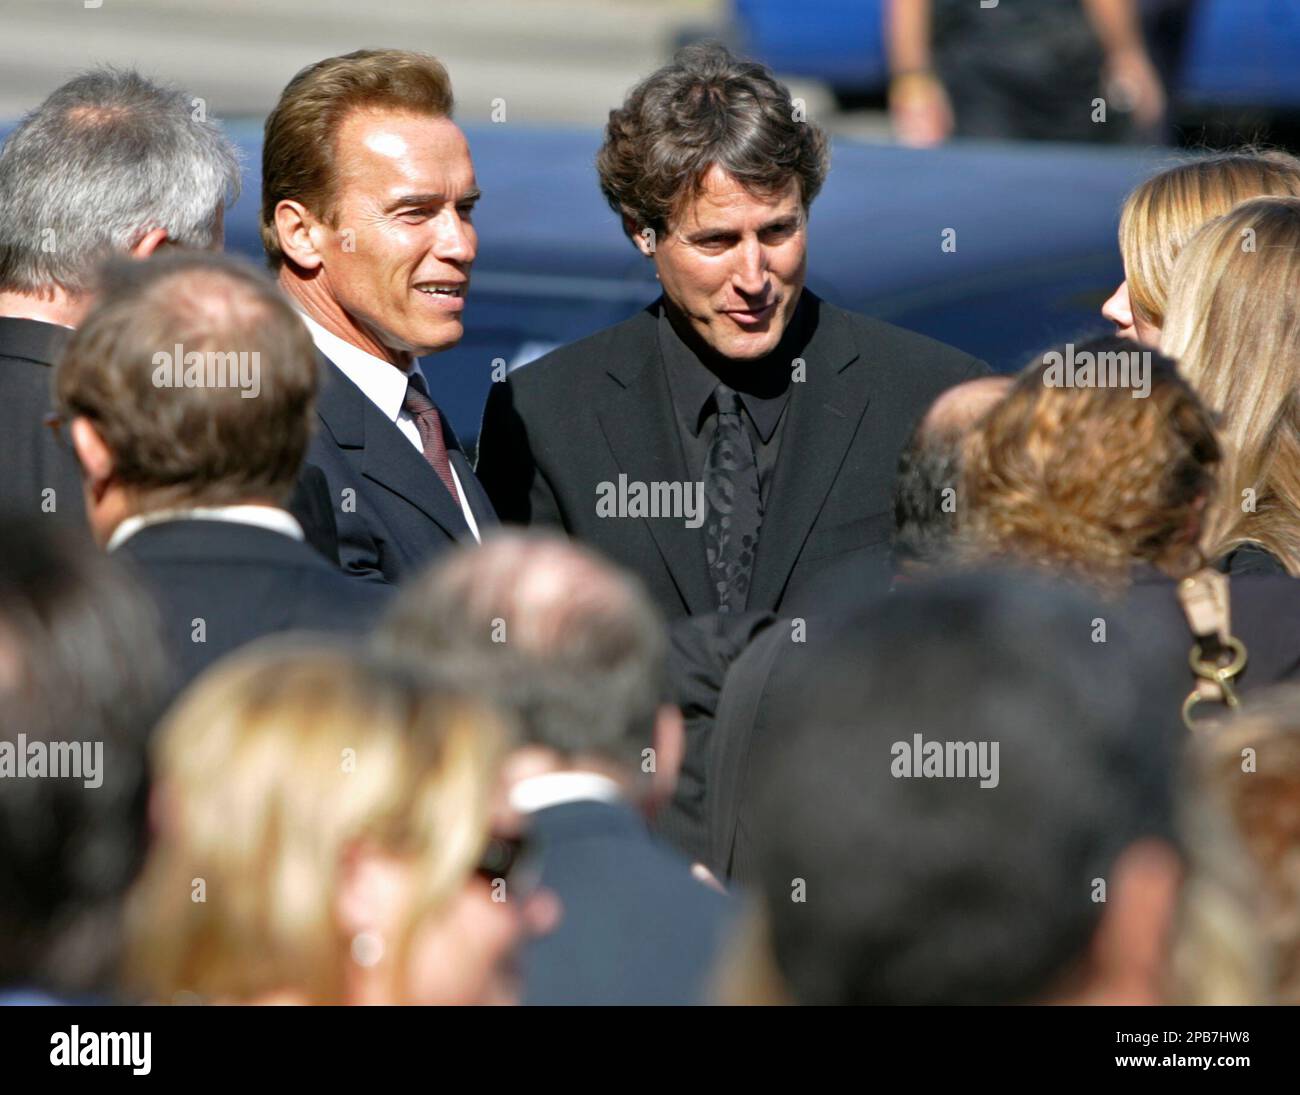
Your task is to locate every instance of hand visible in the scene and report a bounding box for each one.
[1104,47,1166,132]
[889,71,955,148]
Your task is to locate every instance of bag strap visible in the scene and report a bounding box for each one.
[1177,568,1247,731]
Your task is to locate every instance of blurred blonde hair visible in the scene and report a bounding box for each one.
[1119,149,1300,331]
[1167,757,1269,1005]
[1160,196,1300,573]
[125,639,509,1004]
[1178,686,1300,1004]
[710,904,791,1006]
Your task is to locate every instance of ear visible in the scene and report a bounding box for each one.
[130,227,171,260]
[650,704,685,803]
[275,199,327,271]
[70,416,115,492]
[335,840,406,940]
[626,216,656,259]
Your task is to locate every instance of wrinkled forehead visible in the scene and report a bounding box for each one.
[331,107,475,199]
[670,165,803,233]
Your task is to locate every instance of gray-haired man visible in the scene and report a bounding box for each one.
[0,68,239,532]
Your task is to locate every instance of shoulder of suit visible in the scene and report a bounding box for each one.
[824,301,987,376]
[502,306,657,394]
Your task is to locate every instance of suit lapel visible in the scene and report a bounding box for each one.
[597,309,715,615]
[316,356,472,542]
[747,297,870,610]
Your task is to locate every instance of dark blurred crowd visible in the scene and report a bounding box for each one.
[2,37,1300,1006]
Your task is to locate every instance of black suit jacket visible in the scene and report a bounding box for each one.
[113,517,393,699]
[476,293,988,620]
[292,355,496,584]
[657,610,778,864]
[707,572,1300,884]
[522,797,733,1006]
[0,317,87,535]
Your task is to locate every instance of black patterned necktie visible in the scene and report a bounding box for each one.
[402,373,462,505]
[703,382,762,613]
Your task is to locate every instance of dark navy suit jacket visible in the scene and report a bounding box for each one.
[0,316,86,535]
[113,517,393,700]
[522,797,734,1006]
[293,355,496,584]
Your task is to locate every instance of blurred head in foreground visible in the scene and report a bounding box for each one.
[1184,685,1300,1004]
[1103,148,1300,343]
[1160,196,1300,574]
[376,532,682,812]
[732,572,1184,1005]
[960,336,1218,591]
[126,641,525,1005]
[54,250,318,548]
[892,375,1012,574]
[0,518,166,1001]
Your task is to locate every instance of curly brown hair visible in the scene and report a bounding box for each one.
[596,43,829,242]
[961,338,1220,589]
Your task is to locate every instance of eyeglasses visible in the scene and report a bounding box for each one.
[476,833,530,884]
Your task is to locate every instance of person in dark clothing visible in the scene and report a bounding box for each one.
[0,518,169,1005]
[477,44,987,623]
[0,68,239,537]
[376,533,734,1005]
[888,0,1166,145]
[726,572,1185,1005]
[707,339,1300,883]
[53,251,390,701]
[264,50,497,583]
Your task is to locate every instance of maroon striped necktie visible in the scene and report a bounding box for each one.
[402,374,462,505]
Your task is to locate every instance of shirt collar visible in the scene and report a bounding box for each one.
[107,505,304,552]
[656,298,802,444]
[0,315,74,366]
[508,771,624,815]
[296,309,426,424]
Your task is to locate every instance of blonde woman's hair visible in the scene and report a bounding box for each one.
[1119,149,1300,332]
[125,639,509,1004]
[1160,196,1300,573]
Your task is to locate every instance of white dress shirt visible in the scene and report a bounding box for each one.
[297,311,481,542]
[508,771,625,815]
[107,504,304,552]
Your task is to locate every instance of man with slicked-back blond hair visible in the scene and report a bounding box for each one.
[264,49,496,585]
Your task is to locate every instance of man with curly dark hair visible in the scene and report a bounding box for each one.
[477,44,987,621]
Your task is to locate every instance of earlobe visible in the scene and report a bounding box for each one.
[275,199,325,271]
